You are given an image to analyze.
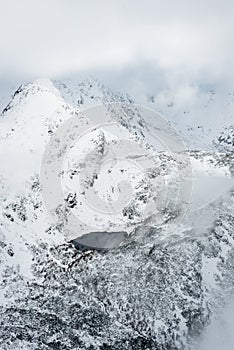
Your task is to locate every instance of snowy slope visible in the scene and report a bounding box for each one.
[54,77,234,151]
[0,78,234,349]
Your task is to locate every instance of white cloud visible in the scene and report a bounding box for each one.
[197,297,234,350]
[0,0,234,82]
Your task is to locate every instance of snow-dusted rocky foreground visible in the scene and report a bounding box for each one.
[0,78,234,349]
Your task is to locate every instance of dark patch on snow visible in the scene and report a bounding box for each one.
[72,231,128,251]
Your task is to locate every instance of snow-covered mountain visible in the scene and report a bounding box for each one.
[51,77,234,151]
[0,78,234,349]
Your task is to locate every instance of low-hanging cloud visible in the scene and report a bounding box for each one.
[0,0,234,84]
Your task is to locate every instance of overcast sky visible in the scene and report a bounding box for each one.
[0,0,234,84]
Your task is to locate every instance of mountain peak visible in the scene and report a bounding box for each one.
[1,79,61,115]
[53,76,134,109]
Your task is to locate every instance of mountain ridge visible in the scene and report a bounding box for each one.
[0,77,233,349]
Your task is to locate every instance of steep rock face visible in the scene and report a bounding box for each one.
[214,125,234,154]
[0,78,234,349]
